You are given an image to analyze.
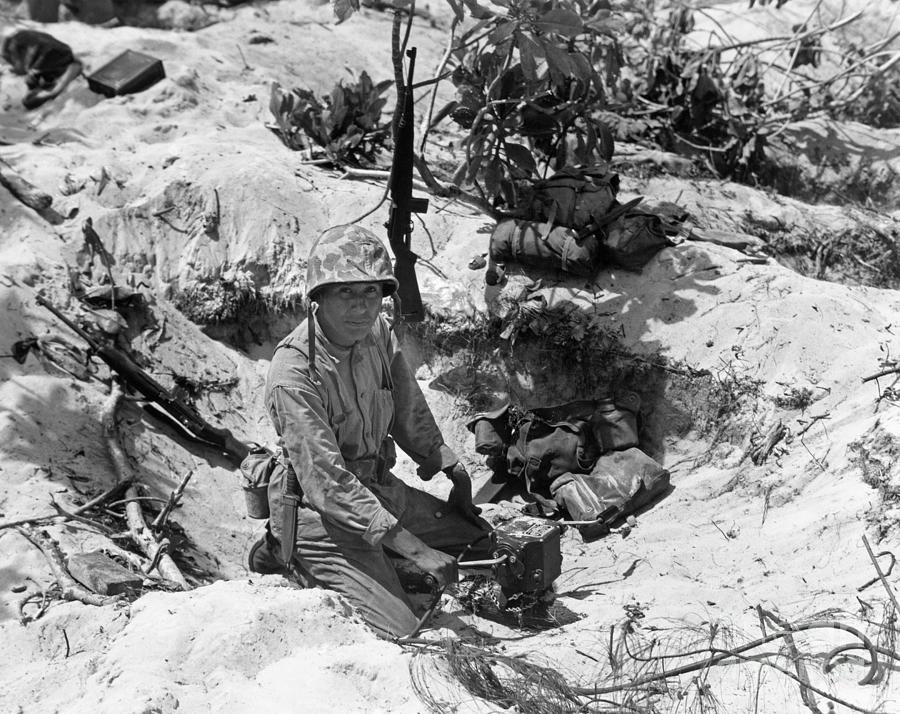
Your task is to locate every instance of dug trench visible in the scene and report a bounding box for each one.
[174,297,769,583]
[4,197,899,712]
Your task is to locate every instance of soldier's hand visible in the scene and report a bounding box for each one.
[382,527,458,590]
[416,547,459,590]
[444,462,483,524]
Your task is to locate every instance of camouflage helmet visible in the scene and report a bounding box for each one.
[305,224,398,300]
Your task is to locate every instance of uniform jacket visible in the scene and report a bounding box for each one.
[265,312,458,546]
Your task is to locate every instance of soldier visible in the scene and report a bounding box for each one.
[248,224,493,638]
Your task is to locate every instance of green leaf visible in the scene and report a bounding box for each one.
[569,52,596,90]
[483,157,503,199]
[543,43,574,88]
[490,19,517,44]
[451,159,468,186]
[460,0,497,20]
[597,120,614,161]
[331,0,359,23]
[535,8,583,38]
[585,16,628,35]
[500,177,517,207]
[467,152,484,183]
[517,33,541,82]
[504,141,536,176]
[445,0,465,22]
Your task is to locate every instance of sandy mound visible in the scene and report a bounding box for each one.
[0,577,418,714]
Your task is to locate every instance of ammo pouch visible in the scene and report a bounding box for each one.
[489,219,601,277]
[239,444,285,520]
[600,211,675,272]
[591,392,641,453]
[465,405,512,459]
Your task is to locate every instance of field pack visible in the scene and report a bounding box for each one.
[490,165,678,276]
[523,166,620,230]
[489,219,601,277]
[466,393,668,538]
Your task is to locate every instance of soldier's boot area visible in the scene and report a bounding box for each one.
[247,527,289,576]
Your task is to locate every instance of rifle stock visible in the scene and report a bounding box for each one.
[36,294,249,467]
[386,47,428,323]
[391,245,425,322]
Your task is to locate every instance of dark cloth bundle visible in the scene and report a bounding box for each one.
[467,393,670,539]
[1,30,76,89]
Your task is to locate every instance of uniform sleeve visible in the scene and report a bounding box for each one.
[269,383,398,545]
[384,324,459,479]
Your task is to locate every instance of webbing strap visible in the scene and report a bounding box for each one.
[307,302,318,382]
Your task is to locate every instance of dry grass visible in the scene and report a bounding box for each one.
[406,606,900,714]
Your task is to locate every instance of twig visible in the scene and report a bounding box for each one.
[770,0,825,105]
[578,621,880,703]
[17,577,52,624]
[106,496,169,508]
[0,479,132,531]
[102,384,189,590]
[827,53,900,110]
[0,157,53,212]
[747,421,787,465]
[760,49,900,112]
[152,469,194,530]
[710,519,733,541]
[413,155,501,218]
[758,607,821,713]
[82,218,116,296]
[858,549,896,592]
[418,19,459,154]
[341,167,430,193]
[236,43,251,71]
[14,524,121,608]
[862,366,900,384]
[49,496,114,533]
[862,535,900,617]
[702,10,863,55]
[794,413,830,439]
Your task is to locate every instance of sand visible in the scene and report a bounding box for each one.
[1,0,899,711]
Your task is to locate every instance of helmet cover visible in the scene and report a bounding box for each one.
[305,224,398,300]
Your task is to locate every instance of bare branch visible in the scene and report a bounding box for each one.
[14,524,121,608]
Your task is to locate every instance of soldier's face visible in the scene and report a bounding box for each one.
[316,282,384,346]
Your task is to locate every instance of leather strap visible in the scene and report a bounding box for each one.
[280,466,302,564]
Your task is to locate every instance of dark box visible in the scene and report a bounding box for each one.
[493,516,562,594]
[87,50,165,98]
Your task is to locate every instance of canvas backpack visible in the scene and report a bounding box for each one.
[599,210,675,271]
[524,166,620,230]
[467,394,643,492]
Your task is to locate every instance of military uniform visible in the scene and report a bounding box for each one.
[261,225,492,638]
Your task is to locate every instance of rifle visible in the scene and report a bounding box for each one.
[36,294,249,468]
[386,47,429,323]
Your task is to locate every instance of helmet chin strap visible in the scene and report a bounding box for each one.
[389,293,402,331]
[307,301,319,382]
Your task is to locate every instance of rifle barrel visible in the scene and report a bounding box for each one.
[36,293,248,467]
[35,294,99,349]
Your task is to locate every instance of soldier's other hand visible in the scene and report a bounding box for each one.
[417,547,458,590]
[444,462,482,523]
